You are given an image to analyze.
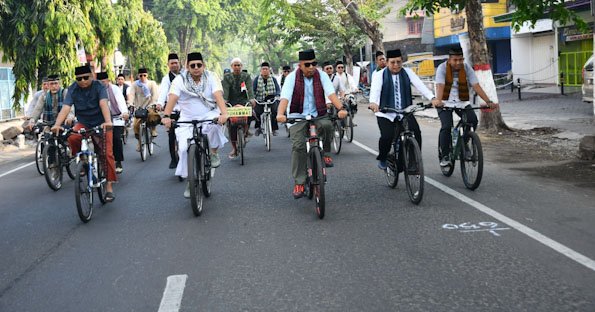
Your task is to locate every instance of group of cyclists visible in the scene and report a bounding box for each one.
[24,43,497,216]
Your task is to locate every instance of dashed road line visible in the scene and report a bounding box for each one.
[0,161,35,178]
[158,274,188,312]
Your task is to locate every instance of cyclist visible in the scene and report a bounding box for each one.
[116,74,129,100]
[158,53,184,169]
[433,46,496,167]
[375,51,387,72]
[280,65,291,88]
[26,74,74,131]
[51,65,116,202]
[322,61,334,78]
[23,77,49,129]
[97,72,129,174]
[276,49,347,199]
[252,62,281,136]
[368,49,440,170]
[221,57,254,159]
[128,67,160,152]
[161,52,229,198]
[332,61,357,98]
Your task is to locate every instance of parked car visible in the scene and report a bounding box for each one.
[582,55,593,102]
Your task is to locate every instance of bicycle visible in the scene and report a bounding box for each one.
[254,97,278,152]
[287,115,328,219]
[438,101,484,190]
[329,106,343,155]
[122,105,134,145]
[227,103,252,165]
[42,127,76,191]
[135,103,157,161]
[174,118,218,216]
[342,94,356,143]
[33,121,51,175]
[380,104,430,205]
[73,126,108,223]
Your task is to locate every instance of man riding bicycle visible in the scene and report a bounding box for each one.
[51,65,116,202]
[26,74,74,131]
[433,46,497,167]
[252,62,281,136]
[128,67,160,152]
[158,53,184,169]
[276,49,347,199]
[368,49,440,170]
[161,52,229,198]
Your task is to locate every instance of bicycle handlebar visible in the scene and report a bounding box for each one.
[173,118,219,128]
[286,115,327,124]
[378,103,432,114]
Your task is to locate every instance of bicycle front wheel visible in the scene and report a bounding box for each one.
[265,115,272,152]
[460,132,483,190]
[42,143,63,191]
[147,127,154,155]
[122,127,128,145]
[403,137,424,205]
[201,136,211,197]
[332,120,342,155]
[344,112,354,143]
[385,152,399,188]
[36,140,45,175]
[238,127,245,166]
[75,162,93,223]
[187,144,203,216]
[312,148,325,219]
[96,159,107,204]
[140,125,147,161]
[65,145,76,180]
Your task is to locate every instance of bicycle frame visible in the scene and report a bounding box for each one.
[75,128,105,189]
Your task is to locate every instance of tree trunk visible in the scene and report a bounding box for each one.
[465,0,510,132]
[343,44,354,75]
[339,0,384,53]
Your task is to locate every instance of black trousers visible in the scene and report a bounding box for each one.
[253,102,279,131]
[377,115,422,162]
[437,108,478,155]
[112,126,124,162]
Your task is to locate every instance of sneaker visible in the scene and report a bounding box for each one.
[169,159,178,169]
[115,161,123,174]
[324,156,334,168]
[183,182,190,198]
[440,156,450,167]
[272,130,278,136]
[228,151,238,160]
[292,184,305,199]
[254,128,262,136]
[210,152,221,168]
[378,160,387,170]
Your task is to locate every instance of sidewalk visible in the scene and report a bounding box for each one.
[415,89,594,141]
[0,118,35,166]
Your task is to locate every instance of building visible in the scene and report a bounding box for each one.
[0,52,23,121]
[433,0,512,74]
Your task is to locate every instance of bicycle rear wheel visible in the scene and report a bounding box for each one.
[201,136,211,197]
[312,148,325,219]
[238,126,245,166]
[75,162,93,223]
[188,144,203,216]
[403,137,424,205]
[386,151,399,188]
[344,112,354,143]
[332,120,342,155]
[147,127,154,155]
[460,132,483,190]
[122,127,128,145]
[36,140,45,175]
[140,125,147,161]
[42,143,63,191]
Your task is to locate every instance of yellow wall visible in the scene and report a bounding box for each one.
[434,0,510,38]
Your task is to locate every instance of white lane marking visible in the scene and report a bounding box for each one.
[351,139,595,272]
[158,274,188,312]
[0,161,35,178]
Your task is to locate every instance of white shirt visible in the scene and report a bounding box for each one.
[370,67,435,122]
[157,70,186,108]
[169,71,223,122]
[108,84,129,126]
[332,72,355,94]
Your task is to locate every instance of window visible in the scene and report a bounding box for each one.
[407,18,423,35]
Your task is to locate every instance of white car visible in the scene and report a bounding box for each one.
[581,55,593,102]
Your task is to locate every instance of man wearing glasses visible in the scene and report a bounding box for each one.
[221,57,254,159]
[51,66,117,202]
[162,52,229,198]
[276,49,347,199]
[322,61,334,78]
[280,65,291,88]
[332,60,357,98]
[128,67,160,152]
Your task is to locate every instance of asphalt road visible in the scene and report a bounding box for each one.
[1,108,594,311]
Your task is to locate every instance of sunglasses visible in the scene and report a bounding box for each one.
[324,66,333,70]
[75,76,90,81]
[139,74,148,77]
[303,61,318,68]
[337,66,344,69]
[189,63,203,69]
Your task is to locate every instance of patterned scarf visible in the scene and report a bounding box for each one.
[106,84,121,116]
[43,89,63,123]
[255,75,276,101]
[183,71,216,109]
[135,80,151,98]
[443,64,469,101]
[379,68,412,110]
[290,68,326,116]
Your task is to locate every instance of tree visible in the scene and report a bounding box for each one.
[338,0,391,53]
[402,0,592,131]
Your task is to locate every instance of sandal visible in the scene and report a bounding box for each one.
[105,192,115,202]
[228,152,238,159]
